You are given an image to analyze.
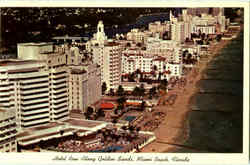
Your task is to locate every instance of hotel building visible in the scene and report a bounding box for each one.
[18,43,69,122]
[92,42,122,90]
[0,109,17,152]
[68,63,102,112]
[126,29,145,43]
[0,60,50,129]
[122,50,182,80]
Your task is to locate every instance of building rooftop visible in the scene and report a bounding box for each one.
[71,69,87,74]
[104,42,120,47]
[18,42,53,47]
[64,118,104,128]
[0,60,41,66]
[100,102,115,109]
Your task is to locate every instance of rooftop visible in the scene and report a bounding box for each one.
[71,69,87,74]
[18,42,53,47]
[0,60,41,66]
[104,42,120,47]
[64,118,104,128]
[100,102,115,109]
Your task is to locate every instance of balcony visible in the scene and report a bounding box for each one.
[53,88,67,94]
[22,107,49,116]
[51,73,67,79]
[52,92,67,99]
[21,102,49,110]
[0,96,10,102]
[0,127,17,135]
[0,85,11,91]
[21,113,50,121]
[52,77,67,84]
[22,118,50,127]
[20,82,49,89]
[53,83,66,89]
[53,106,68,114]
[0,133,16,142]
[0,122,15,130]
[53,111,69,119]
[53,97,68,104]
[20,88,49,95]
[21,98,49,106]
[21,93,49,100]
[0,102,11,106]
[21,77,49,84]
[52,102,67,109]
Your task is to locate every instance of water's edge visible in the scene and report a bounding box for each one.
[176,31,243,153]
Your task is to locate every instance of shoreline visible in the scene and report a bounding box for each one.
[140,35,238,153]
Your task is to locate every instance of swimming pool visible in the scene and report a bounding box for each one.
[124,116,136,122]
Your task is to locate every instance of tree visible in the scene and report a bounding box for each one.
[87,106,94,114]
[128,72,136,82]
[135,69,141,75]
[114,108,118,114]
[112,118,118,125]
[84,106,94,119]
[136,42,142,47]
[201,33,206,40]
[158,72,162,81]
[132,86,141,96]
[109,88,115,96]
[117,96,127,110]
[149,86,157,98]
[116,85,125,96]
[153,65,158,72]
[126,42,131,47]
[121,126,128,130]
[97,108,105,117]
[158,79,168,91]
[102,82,107,95]
[128,125,135,132]
[216,34,222,42]
[139,84,145,96]
[141,101,146,111]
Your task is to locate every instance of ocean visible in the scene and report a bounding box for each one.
[177,31,244,153]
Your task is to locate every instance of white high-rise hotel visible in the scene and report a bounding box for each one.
[0,60,51,129]
[18,43,69,122]
[91,21,122,90]
[0,43,70,131]
[0,41,102,130]
[68,63,102,112]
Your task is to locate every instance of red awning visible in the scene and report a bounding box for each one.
[100,102,115,109]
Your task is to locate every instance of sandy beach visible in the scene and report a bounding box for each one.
[140,39,234,153]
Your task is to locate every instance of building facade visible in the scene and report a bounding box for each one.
[0,60,51,129]
[92,42,122,90]
[122,50,183,80]
[68,63,101,112]
[18,43,69,123]
[0,109,17,152]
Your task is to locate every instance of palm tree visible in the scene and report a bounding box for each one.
[117,96,127,110]
[149,86,157,98]
[116,85,125,96]
[109,88,115,96]
[139,84,145,96]
[141,101,146,111]
[153,65,158,72]
[132,86,141,96]
[102,82,107,95]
